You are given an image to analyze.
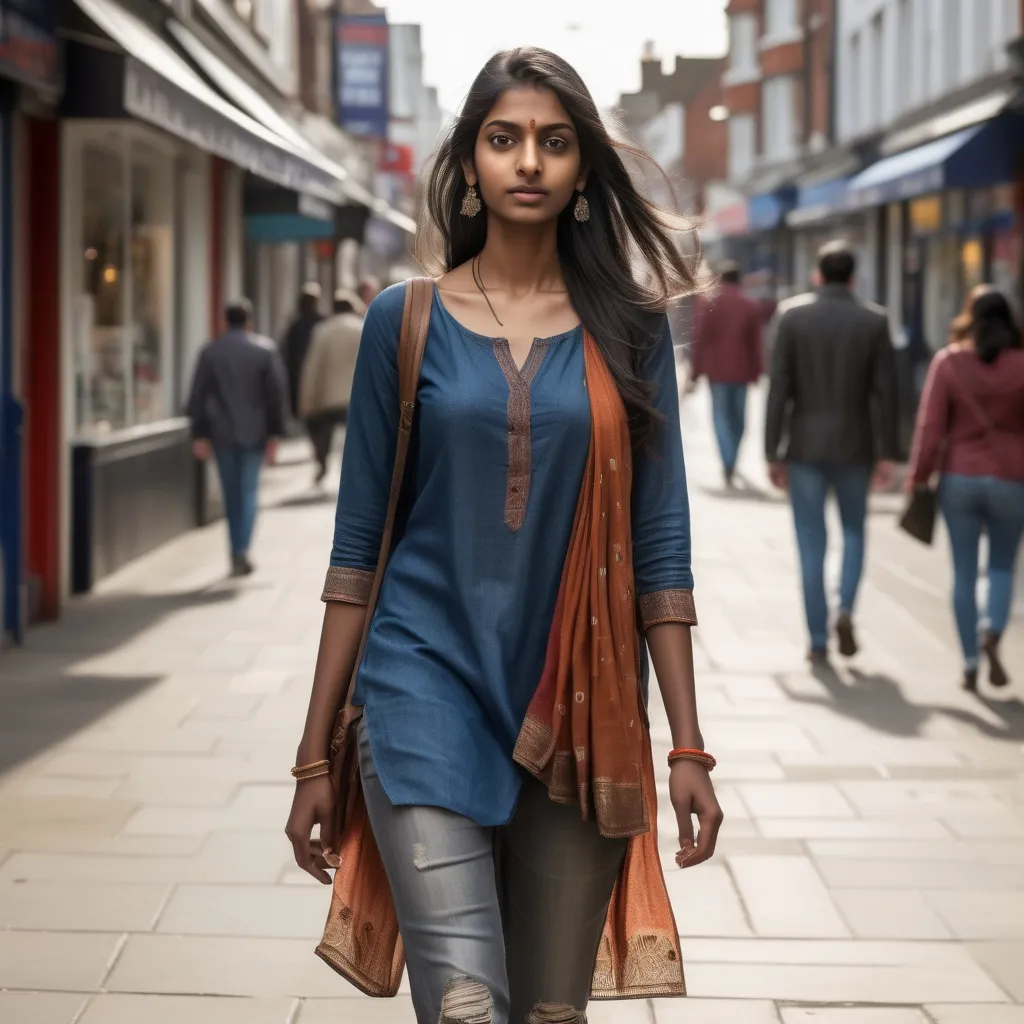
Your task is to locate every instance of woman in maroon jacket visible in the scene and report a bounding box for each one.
[908,290,1024,690]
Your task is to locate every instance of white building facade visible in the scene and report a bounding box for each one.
[835,0,1021,361]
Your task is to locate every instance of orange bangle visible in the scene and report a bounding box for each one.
[667,747,716,771]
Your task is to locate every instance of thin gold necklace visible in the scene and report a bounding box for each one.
[472,254,504,328]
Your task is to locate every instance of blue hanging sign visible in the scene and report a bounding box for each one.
[0,0,61,94]
[336,13,389,140]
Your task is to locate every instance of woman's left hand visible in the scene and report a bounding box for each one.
[669,760,723,868]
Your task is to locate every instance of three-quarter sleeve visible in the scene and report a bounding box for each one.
[322,287,405,603]
[631,317,697,629]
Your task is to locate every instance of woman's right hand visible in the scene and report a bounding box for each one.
[285,775,338,885]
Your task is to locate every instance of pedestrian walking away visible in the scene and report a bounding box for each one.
[907,288,1024,691]
[284,47,722,1024]
[690,260,764,485]
[358,274,382,310]
[186,299,288,577]
[765,240,899,662]
[299,289,366,484]
[281,282,324,423]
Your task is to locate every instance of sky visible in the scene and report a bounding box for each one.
[381,0,728,116]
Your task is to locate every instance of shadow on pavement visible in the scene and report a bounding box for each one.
[1,586,236,775]
[697,480,785,504]
[783,662,1024,742]
[274,490,336,509]
[0,673,161,775]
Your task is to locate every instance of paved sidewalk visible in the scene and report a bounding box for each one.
[1,388,1023,1024]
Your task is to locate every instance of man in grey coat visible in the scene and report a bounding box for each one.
[187,299,288,577]
[766,241,899,662]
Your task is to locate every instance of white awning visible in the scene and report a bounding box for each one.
[73,0,340,200]
[166,17,417,234]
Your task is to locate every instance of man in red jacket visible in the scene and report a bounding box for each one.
[692,261,765,485]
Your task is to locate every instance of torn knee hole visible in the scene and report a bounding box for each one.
[525,1003,586,1024]
[439,974,493,1024]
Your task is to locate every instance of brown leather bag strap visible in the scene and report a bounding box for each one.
[344,278,434,701]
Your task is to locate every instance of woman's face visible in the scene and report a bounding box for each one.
[466,85,585,226]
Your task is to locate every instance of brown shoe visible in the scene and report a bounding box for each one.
[983,631,1009,688]
[836,613,859,658]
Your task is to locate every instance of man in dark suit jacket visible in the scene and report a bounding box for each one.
[187,299,288,577]
[765,241,899,662]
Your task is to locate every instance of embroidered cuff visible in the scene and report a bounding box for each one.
[321,566,374,604]
[639,589,697,628]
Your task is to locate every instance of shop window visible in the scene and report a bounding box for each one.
[130,142,173,426]
[78,142,128,434]
[73,130,177,437]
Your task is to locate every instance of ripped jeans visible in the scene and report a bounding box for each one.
[357,714,627,1024]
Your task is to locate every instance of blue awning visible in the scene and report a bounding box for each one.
[786,177,851,227]
[847,115,1023,208]
[747,187,796,232]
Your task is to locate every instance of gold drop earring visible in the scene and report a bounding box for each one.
[574,190,590,223]
[461,183,482,218]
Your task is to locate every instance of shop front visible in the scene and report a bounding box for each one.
[60,0,346,594]
[1,0,62,643]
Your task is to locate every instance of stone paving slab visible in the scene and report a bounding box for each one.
[0,992,90,1024]
[1,385,1022,1020]
[77,994,298,1024]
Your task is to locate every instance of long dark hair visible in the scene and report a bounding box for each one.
[415,47,701,447]
[971,290,1022,365]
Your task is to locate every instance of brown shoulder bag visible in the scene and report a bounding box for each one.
[315,278,432,993]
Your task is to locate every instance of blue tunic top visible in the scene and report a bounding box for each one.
[323,282,696,827]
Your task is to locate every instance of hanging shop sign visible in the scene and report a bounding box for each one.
[0,0,61,94]
[336,13,389,140]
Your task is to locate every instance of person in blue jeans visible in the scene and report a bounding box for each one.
[908,289,1024,689]
[765,242,899,661]
[187,299,288,577]
[691,262,764,486]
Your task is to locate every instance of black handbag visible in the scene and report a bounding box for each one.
[899,485,937,545]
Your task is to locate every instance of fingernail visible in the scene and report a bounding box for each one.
[324,851,341,868]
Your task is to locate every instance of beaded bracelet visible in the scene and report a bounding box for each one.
[291,758,331,781]
[667,747,717,772]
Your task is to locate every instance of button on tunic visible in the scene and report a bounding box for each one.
[323,282,696,827]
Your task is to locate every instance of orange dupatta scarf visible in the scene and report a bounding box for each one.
[317,330,684,999]
[513,330,684,997]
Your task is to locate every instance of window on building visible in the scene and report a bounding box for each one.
[848,31,861,135]
[896,0,913,111]
[762,75,798,162]
[868,12,883,130]
[728,113,756,182]
[919,0,933,102]
[729,14,758,77]
[944,0,960,88]
[764,0,798,39]
[974,0,992,76]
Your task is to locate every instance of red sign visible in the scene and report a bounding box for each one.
[379,144,415,176]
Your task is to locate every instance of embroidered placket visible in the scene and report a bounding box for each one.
[493,340,549,531]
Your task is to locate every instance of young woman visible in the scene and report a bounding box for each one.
[285,48,721,1024]
[908,290,1024,691]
